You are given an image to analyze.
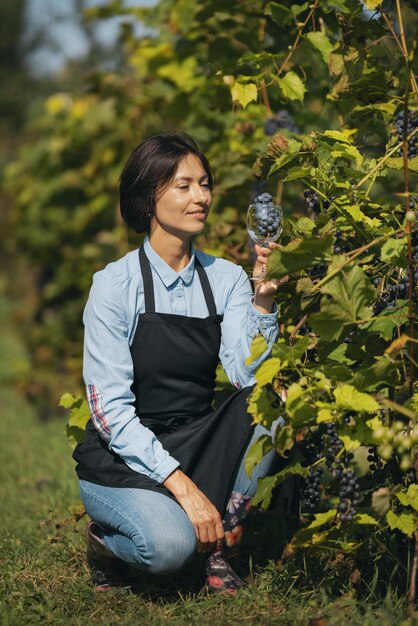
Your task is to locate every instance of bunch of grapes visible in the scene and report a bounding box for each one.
[394,110,418,158]
[264,109,299,136]
[303,189,330,218]
[300,429,324,511]
[253,193,281,238]
[324,422,360,522]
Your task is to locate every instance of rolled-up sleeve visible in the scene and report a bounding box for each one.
[219,267,279,388]
[82,273,180,483]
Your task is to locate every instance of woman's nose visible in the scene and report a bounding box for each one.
[193,185,209,203]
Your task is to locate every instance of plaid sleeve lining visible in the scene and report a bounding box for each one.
[87,384,111,442]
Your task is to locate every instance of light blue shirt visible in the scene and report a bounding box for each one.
[83,237,279,484]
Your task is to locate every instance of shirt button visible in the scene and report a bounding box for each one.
[177,291,183,298]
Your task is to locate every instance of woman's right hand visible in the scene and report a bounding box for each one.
[163,469,224,553]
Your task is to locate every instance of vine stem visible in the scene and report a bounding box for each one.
[381,9,418,96]
[409,532,418,616]
[305,228,405,294]
[354,126,418,190]
[275,0,319,77]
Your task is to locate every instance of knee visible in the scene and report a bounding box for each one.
[136,525,197,575]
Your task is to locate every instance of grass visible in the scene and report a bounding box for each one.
[0,297,417,625]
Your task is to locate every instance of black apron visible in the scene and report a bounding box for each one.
[73,247,255,515]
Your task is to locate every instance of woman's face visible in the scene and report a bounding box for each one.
[150,153,212,240]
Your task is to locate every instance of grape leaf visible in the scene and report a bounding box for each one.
[310,258,375,342]
[245,434,273,477]
[247,384,279,427]
[305,32,335,63]
[334,384,379,413]
[397,485,418,512]
[372,487,391,515]
[267,234,333,280]
[256,357,282,386]
[386,510,416,538]
[251,463,308,509]
[230,81,258,109]
[246,334,269,366]
[277,71,306,102]
[380,238,407,265]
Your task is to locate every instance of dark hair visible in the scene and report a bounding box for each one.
[119,132,214,233]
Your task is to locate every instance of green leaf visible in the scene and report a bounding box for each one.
[251,463,308,509]
[247,384,280,427]
[372,487,391,515]
[380,238,407,265]
[256,357,282,386]
[267,234,333,280]
[323,130,352,144]
[330,143,363,166]
[274,424,295,456]
[59,392,78,409]
[308,509,337,529]
[386,510,416,538]
[305,32,334,63]
[266,2,292,25]
[343,205,380,228]
[354,513,378,525]
[285,382,317,427]
[290,2,309,16]
[397,485,418,512]
[230,82,258,109]
[363,0,382,9]
[310,258,375,342]
[245,435,273,477]
[386,157,418,173]
[277,71,306,102]
[246,334,269,366]
[60,393,90,447]
[272,336,311,366]
[334,384,379,413]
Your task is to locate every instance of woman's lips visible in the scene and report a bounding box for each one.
[188,211,206,219]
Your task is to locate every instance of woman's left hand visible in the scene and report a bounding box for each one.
[253,243,288,310]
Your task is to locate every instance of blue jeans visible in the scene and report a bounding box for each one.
[80,421,281,575]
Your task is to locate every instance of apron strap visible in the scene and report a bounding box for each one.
[195,258,217,316]
[139,246,156,313]
[138,246,217,316]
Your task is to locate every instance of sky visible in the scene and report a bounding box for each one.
[24,0,156,75]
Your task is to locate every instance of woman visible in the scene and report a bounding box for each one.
[73,132,285,594]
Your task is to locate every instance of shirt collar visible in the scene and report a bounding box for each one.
[143,236,196,287]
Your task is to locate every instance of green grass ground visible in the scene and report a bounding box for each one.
[0,297,417,625]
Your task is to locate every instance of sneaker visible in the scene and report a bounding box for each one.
[85,521,133,591]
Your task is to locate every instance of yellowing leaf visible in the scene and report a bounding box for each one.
[305,31,334,63]
[339,433,362,451]
[231,82,258,109]
[316,407,334,423]
[363,0,382,9]
[246,334,269,366]
[256,357,282,386]
[334,384,379,413]
[386,510,416,538]
[343,205,381,228]
[308,510,337,529]
[397,485,418,511]
[354,513,378,525]
[277,71,306,102]
[324,130,352,144]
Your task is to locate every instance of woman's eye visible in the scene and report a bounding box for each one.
[178,185,189,190]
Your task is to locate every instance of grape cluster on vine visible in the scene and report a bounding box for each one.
[303,189,330,218]
[300,429,324,511]
[325,421,360,521]
[264,110,299,136]
[395,110,418,159]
